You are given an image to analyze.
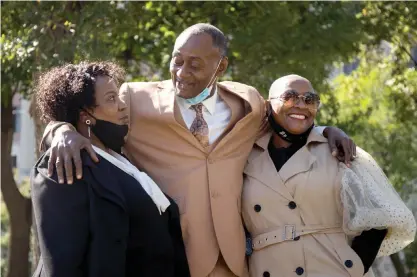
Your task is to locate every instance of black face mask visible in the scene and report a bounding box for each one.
[267,104,313,144]
[87,112,128,153]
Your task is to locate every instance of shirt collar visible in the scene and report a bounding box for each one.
[176,85,218,115]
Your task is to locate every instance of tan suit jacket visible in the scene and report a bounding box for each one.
[42,79,264,277]
[117,80,264,276]
[242,130,373,277]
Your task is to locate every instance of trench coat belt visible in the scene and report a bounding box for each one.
[252,224,344,251]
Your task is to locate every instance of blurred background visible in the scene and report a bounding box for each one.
[1,1,416,277]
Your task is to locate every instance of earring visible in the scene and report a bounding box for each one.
[86,119,91,138]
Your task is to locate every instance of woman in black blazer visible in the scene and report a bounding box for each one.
[31,61,190,277]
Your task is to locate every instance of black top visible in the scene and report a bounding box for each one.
[31,150,190,277]
[267,136,387,274]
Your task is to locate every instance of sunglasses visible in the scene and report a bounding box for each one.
[271,90,321,110]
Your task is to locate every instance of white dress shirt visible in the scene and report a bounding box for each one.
[175,84,326,145]
[176,85,232,145]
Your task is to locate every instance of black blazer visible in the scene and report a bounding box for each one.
[31,150,190,277]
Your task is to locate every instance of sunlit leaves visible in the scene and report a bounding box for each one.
[321,48,417,197]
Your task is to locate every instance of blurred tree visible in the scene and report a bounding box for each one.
[1,2,119,275]
[321,49,417,193]
[319,45,417,277]
[1,1,416,276]
[314,3,417,277]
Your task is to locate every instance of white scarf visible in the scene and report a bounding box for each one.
[92,146,170,214]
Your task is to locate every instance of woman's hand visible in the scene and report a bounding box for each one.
[323,127,356,167]
[48,128,99,184]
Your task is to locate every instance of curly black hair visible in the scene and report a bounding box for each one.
[35,61,125,127]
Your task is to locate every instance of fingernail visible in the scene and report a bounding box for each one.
[59,179,64,184]
[332,151,337,156]
[68,180,73,185]
[77,175,81,179]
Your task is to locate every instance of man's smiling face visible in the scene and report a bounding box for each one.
[170,33,226,99]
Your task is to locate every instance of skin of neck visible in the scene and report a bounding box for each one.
[76,122,109,153]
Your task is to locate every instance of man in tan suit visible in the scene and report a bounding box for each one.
[42,24,356,277]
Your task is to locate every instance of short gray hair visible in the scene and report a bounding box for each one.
[178,23,228,57]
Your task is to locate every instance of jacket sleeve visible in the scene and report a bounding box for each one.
[32,165,90,277]
[338,147,416,257]
[166,199,191,277]
[118,82,132,142]
[351,228,387,274]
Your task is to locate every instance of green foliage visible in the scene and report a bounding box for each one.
[319,49,417,194]
[1,1,368,101]
[358,2,417,49]
[1,198,10,276]
[316,3,417,271]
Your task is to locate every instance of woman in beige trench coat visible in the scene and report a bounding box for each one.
[242,75,416,277]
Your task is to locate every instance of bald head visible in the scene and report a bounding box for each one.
[269,74,315,99]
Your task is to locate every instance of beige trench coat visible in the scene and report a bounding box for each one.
[242,129,374,277]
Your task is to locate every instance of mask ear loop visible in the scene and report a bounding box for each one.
[206,58,223,89]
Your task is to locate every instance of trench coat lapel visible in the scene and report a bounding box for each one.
[278,146,316,184]
[244,133,294,201]
[279,128,328,183]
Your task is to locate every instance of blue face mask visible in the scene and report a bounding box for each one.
[185,86,212,105]
[181,59,222,105]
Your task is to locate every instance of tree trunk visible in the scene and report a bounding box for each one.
[1,97,32,277]
[29,95,44,273]
[391,252,407,277]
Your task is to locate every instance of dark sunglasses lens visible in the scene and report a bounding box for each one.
[281,90,298,101]
[305,93,320,106]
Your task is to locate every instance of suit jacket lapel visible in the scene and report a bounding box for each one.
[83,152,127,212]
[217,86,240,129]
[173,100,188,129]
[217,82,253,126]
[212,83,253,151]
[157,81,206,152]
[208,86,242,149]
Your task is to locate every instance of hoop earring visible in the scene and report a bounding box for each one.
[85,119,91,138]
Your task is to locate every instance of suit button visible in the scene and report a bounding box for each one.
[263,271,270,277]
[254,204,261,212]
[115,239,122,244]
[294,236,300,241]
[345,260,353,268]
[288,201,297,209]
[295,267,304,275]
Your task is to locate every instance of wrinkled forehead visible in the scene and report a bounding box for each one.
[268,75,314,99]
[173,33,220,59]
